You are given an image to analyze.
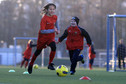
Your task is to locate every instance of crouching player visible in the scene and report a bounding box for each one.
[57,16,93,75]
[20,40,36,68]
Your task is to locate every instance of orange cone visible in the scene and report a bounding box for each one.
[79,76,91,80]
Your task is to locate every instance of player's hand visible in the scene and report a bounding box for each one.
[54,27,60,35]
[54,27,58,32]
[55,40,59,44]
[57,30,60,34]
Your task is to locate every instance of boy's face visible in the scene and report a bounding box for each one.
[70,19,77,27]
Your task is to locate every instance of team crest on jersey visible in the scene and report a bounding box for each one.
[75,32,77,34]
[47,23,50,24]
[69,30,71,32]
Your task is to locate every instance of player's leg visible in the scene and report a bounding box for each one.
[73,49,84,63]
[89,59,94,70]
[48,42,56,70]
[118,57,121,69]
[28,49,42,74]
[89,60,91,70]
[30,49,42,65]
[77,54,84,62]
[25,61,28,68]
[69,50,74,62]
[70,49,84,63]
[122,58,125,70]
[24,58,29,68]
[70,49,81,75]
[79,54,85,64]
[20,58,25,68]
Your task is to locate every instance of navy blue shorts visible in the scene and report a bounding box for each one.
[24,58,29,61]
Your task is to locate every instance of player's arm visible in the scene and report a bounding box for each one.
[30,44,37,47]
[55,20,60,31]
[29,41,37,47]
[80,28,96,54]
[55,20,60,34]
[58,29,68,42]
[80,27,92,46]
[91,45,96,54]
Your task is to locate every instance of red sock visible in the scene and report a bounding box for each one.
[21,60,25,68]
[30,54,37,65]
[25,61,28,68]
[89,63,92,70]
[49,51,56,64]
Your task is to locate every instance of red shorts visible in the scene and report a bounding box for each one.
[23,57,30,61]
[37,38,55,50]
[23,55,31,59]
[37,33,55,50]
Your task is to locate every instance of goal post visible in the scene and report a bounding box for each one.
[107,14,126,71]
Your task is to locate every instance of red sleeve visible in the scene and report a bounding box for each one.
[40,17,46,30]
[58,38,61,42]
[53,15,57,21]
[87,44,91,47]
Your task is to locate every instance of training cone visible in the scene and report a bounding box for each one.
[108,70,114,72]
[23,71,29,74]
[79,76,91,80]
[8,70,15,72]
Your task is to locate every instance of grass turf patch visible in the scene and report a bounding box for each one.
[0,66,126,84]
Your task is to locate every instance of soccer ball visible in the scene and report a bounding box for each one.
[56,65,68,77]
[33,64,39,69]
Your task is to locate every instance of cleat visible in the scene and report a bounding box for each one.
[80,54,85,64]
[81,59,85,64]
[70,71,75,75]
[48,63,55,70]
[23,71,29,74]
[28,64,33,74]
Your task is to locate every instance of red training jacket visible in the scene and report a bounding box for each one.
[59,26,92,50]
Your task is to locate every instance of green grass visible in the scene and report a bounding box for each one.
[0,66,126,84]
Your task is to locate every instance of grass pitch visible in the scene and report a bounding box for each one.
[0,66,126,84]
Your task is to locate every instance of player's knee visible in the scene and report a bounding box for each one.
[51,46,56,51]
[34,50,42,56]
[49,42,56,51]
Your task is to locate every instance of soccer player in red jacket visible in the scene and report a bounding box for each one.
[20,40,36,68]
[57,16,92,75]
[28,3,59,74]
[88,44,96,70]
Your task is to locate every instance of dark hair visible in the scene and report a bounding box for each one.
[42,3,56,14]
[72,16,79,25]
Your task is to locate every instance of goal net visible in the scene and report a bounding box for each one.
[107,14,126,71]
